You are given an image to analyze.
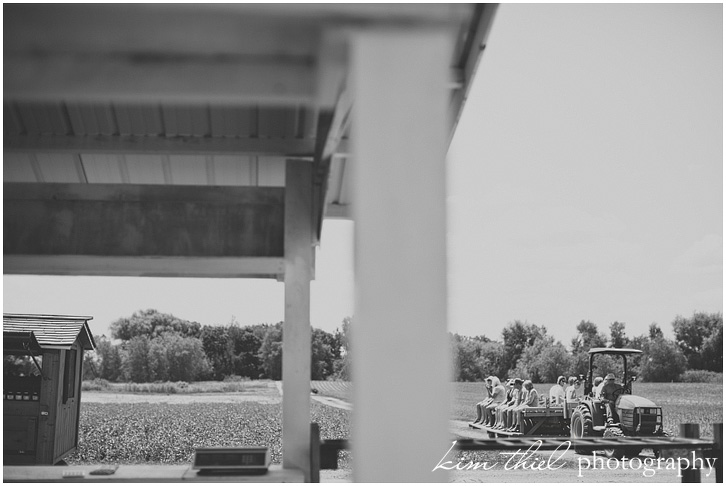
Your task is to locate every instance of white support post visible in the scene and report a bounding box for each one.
[350,29,453,482]
[283,160,314,481]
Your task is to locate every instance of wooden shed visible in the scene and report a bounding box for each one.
[3,314,95,465]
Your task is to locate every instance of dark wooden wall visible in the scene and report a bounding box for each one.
[4,183,285,258]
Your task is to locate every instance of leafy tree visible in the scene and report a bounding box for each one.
[672,312,723,371]
[571,320,608,354]
[258,322,283,380]
[229,326,263,379]
[200,325,233,379]
[700,324,723,373]
[648,322,663,340]
[511,335,574,383]
[147,338,169,381]
[331,317,352,380]
[311,328,335,380]
[110,309,201,341]
[96,335,123,382]
[609,321,629,348]
[122,336,152,382]
[82,350,99,381]
[158,333,212,381]
[570,321,608,376]
[476,341,508,379]
[451,334,486,381]
[639,337,687,382]
[501,321,546,375]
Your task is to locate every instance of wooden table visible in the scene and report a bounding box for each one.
[3,465,305,482]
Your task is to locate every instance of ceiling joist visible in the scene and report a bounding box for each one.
[4,133,332,157]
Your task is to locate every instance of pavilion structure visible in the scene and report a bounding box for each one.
[4,4,498,482]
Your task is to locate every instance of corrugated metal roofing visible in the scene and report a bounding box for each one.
[3,314,96,351]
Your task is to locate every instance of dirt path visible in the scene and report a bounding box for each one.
[82,382,282,404]
[446,420,716,483]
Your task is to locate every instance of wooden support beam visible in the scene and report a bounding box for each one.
[350,29,452,482]
[680,424,701,483]
[5,55,316,106]
[4,134,326,157]
[3,255,284,278]
[282,160,314,481]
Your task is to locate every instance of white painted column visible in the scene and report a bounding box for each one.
[350,29,452,482]
[282,160,313,481]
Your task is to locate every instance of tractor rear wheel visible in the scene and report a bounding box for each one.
[570,405,594,454]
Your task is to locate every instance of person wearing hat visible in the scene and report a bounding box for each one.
[564,376,581,402]
[599,373,620,424]
[549,376,567,406]
[482,376,507,426]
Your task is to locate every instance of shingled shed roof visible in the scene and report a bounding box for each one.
[3,314,95,351]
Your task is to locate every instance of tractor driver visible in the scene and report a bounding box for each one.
[599,373,620,424]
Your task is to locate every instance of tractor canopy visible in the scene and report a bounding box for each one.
[588,347,643,355]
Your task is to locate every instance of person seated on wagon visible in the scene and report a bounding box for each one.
[564,376,582,402]
[483,376,507,426]
[492,379,513,428]
[548,375,566,405]
[473,377,494,424]
[599,373,620,424]
[592,376,604,398]
[509,380,538,432]
[500,378,524,429]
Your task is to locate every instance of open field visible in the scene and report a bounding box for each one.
[69,380,721,481]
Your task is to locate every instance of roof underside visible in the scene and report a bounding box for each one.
[3,314,96,350]
[3,4,498,279]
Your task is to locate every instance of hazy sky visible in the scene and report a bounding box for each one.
[3,4,722,346]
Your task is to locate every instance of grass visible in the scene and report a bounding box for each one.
[82,379,273,394]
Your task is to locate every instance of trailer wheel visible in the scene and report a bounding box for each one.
[570,405,594,454]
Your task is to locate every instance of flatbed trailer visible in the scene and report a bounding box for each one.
[469,401,571,438]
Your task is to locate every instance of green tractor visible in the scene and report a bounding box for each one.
[569,347,666,458]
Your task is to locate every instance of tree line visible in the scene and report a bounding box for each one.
[86,309,351,383]
[86,309,721,384]
[451,312,722,383]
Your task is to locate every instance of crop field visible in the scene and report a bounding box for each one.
[67,400,350,465]
[68,381,721,467]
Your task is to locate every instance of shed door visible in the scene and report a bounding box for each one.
[4,415,38,462]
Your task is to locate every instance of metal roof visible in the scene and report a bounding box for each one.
[3,314,96,351]
[3,4,498,278]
